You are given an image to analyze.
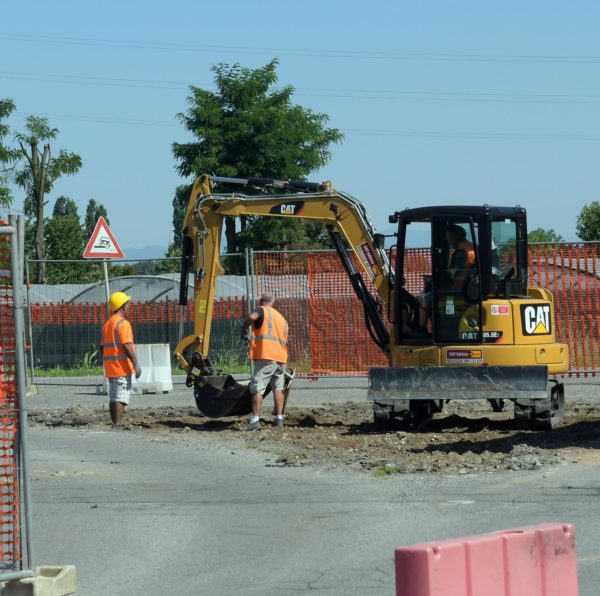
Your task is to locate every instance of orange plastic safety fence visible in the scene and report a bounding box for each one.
[529,243,600,378]
[0,233,21,569]
[26,244,600,378]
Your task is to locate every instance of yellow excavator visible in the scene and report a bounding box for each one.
[174,174,568,430]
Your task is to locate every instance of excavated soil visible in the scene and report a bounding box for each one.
[29,398,600,475]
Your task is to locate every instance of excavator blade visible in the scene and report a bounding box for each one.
[368,365,549,401]
[194,375,252,418]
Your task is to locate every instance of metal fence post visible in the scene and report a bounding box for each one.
[244,248,252,316]
[8,214,34,578]
[25,258,36,385]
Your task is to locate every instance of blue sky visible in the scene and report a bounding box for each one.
[2,1,599,254]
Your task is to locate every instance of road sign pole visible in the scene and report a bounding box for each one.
[103,259,111,316]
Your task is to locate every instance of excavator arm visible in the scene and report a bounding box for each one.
[174,173,394,380]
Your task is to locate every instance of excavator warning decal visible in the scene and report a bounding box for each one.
[446,349,483,364]
[357,242,379,281]
[520,304,551,335]
[268,201,304,215]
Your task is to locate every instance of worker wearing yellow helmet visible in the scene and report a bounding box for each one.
[101,291,142,427]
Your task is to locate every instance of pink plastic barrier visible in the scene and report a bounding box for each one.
[395,523,578,596]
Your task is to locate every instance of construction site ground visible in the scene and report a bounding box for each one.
[29,376,600,476]
[25,376,600,595]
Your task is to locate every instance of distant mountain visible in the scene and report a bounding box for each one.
[121,245,167,260]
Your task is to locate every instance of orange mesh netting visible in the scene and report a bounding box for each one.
[27,245,600,378]
[0,233,21,569]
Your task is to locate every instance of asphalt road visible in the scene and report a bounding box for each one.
[23,378,600,595]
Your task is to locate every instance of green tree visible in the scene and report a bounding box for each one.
[45,196,100,283]
[576,202,600,241]
[0,98,19,208]
[528,228,564,243]
[15,116,82,282]
[171,184,191,247]
[53,195,79,217]
[84,199,109,238]
[172,59,343,253]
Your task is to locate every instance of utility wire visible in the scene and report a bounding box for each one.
[2,70,600,105]
[2,33,600,63]
[11,110,600,140]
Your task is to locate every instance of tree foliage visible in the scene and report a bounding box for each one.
[576,202,600,241]
[53,195,79,217]
[0,98,19,208]
[14,116,82,282]
[43,196,100,283]
[527,228,564,243]
[84,199,109,238]
[172,59,343,253]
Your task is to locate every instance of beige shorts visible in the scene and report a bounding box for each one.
[249,360,286,395]
[108,376,132,405]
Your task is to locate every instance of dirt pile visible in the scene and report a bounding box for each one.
[29,399,600,475]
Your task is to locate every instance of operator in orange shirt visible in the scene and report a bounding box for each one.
[101,292,142,427]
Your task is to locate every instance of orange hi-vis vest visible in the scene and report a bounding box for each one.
[102,314,134,378]
[249,306,289,364]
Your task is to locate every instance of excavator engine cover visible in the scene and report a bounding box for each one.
[194,375,252,418]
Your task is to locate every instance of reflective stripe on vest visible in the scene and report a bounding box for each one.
[250,306,288,364]
[102,315,133,377]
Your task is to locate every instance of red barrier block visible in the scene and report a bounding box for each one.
[395,523,578,596]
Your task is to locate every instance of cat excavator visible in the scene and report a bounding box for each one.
[174,174,568,430]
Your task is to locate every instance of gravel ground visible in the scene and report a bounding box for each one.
[28,391,600,476]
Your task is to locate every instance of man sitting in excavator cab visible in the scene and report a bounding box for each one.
[446,223,476,287]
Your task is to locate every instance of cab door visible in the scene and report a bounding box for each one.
[431,216,483,344]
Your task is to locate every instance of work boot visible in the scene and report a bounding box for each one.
[243,419,261,431]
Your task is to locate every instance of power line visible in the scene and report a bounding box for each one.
[3,70,600,105]
[12,110,600,140]
[2,32,600,63]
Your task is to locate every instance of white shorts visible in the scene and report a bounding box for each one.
[249,360,286,395]
[108,376,132,405]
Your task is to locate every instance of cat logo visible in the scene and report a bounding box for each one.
[520,304,551,335]
[269,201,304,216]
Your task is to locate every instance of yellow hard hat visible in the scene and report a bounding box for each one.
[109,291,132,312]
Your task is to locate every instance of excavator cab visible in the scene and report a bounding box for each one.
[393,206,528,345]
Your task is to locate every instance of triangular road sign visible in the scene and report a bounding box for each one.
[83,216,124,259]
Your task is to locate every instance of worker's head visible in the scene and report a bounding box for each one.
[259,292,274,306]
[109,291,132,313]
[446,224,467,245]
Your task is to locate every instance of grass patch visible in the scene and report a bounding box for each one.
[33,365,104,378]
[210,348,250,374]
[373,464,397,477]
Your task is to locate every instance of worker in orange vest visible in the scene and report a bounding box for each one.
[101,292,142,427]
[241,292,289,431]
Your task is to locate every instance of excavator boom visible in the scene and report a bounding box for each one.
[174,174,393,417]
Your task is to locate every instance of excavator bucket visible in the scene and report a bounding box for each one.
[193,368,296,419]
[194,375,252,418]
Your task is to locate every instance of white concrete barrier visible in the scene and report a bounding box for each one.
[97,343,173,395]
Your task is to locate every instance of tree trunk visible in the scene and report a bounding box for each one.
[34,144,50,283]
